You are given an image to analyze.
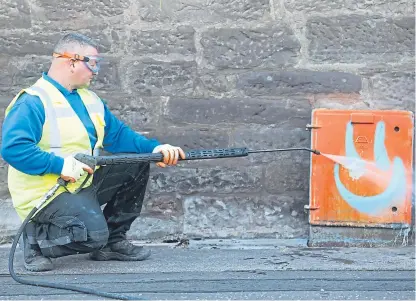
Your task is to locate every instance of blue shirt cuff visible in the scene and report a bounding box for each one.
[134,137,161,153]
[50,155,64,175]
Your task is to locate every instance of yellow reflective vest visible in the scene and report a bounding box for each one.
[5,76,105,220]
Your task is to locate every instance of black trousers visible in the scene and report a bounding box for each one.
[25,162,150,258]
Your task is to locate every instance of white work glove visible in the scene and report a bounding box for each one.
[152,144,186,168]
[61,156,94,183]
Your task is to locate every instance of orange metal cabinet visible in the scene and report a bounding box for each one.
[309,109,414,228]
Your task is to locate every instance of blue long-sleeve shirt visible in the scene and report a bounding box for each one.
[1,72,161,176]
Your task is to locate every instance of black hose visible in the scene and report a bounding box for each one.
[9,207,144,300]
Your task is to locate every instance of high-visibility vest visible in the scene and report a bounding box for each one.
[4,76,105,220]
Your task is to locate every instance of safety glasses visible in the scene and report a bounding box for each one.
[53,52,102,74]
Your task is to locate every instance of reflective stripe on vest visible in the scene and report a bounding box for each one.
[28,85,63,156]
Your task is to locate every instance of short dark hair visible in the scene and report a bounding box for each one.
[54,33,98,53]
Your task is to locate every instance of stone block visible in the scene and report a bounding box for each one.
[0,96,11,141]
[138,0,270,23]
[0,96,11,110]
[311,93,369,110]
[153,127,229,150]
[264,154,310,194]
[369,72,415,111]
[0,57,15,94]
[230,126,312,164]
[201,25,300,69]
[0,28,111,57]
[164,97,312,127]
[124,59,197,96]
[0,116,4,142]
[237,71,362,96]
[149,166,262,195]
[0,0,31,29]
[0,31,60,56]
[306,15,415,63]
[0,160,9,199]
[0,199,20,242]
[31,0,130,21]
[11,56,51,93]
[195,73,237,96]
[142,194,183,219]
[127,216,183,240]
[98,92,161,130]
[283,0,414,15]
[183,194,308,238]
[129,26,196,56]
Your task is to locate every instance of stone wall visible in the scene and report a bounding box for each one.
[0,0,414,241]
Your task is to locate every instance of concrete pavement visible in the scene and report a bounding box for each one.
[0,238,414,300]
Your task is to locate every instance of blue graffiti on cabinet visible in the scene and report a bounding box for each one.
[333,121,407,216]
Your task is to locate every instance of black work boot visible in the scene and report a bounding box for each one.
[22,233,53,272]
[89,240,151,261]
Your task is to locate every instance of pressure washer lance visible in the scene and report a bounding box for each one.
[9,146,320,300]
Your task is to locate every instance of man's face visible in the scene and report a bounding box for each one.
[71,45,99,89]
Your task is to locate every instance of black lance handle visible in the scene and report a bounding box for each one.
[74,147,250,167]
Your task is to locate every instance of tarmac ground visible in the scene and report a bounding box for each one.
[0,238,414,300]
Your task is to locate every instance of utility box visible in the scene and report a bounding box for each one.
[307,109,414,247]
